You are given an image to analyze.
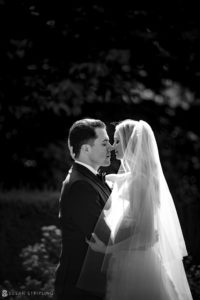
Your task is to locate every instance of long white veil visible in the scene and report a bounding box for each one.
[77,120,192,300]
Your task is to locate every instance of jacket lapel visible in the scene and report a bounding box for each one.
[73,163,111,201]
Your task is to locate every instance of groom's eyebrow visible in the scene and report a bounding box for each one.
[102,138,109,142]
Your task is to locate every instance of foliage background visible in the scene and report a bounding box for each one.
[0,0,200,299]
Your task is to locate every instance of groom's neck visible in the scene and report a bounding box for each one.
[75,158,99,172]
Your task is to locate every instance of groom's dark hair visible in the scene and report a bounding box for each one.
[68,118,106,158]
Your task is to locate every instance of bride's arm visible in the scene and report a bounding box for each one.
[87,176,158,254]
[105,174,118,182]
[86,231,158,254]
[106,172,129,182]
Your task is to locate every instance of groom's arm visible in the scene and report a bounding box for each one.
[61,180,109,240]
[71,181,102,238]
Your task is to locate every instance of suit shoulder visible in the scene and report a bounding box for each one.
[62,178,97,194]
[60,180,98,208]
[71,180,97,193]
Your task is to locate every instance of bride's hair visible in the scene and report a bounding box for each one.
[115,119,138,154]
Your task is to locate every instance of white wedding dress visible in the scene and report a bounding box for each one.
[105,176,192,300]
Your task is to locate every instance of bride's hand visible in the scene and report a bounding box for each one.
[86,233,106,253]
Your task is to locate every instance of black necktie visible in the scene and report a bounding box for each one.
[97,172,106,182]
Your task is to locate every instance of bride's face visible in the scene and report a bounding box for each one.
[113,131,123,160]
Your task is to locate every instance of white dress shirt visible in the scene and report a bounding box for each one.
[74,160,98,176]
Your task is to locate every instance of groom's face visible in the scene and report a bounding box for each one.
[88,128,112,168]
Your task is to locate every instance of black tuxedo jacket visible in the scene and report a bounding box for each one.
[55,163,111,300]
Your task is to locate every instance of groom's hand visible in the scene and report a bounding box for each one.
[86,233,106,253]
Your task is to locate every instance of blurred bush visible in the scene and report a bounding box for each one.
[20,225,61,288]
[0,225,61,300]
[0,190,59,285]
[184,256,200,300]
[1,225,199,300]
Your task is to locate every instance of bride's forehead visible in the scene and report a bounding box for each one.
[114,130,120,138]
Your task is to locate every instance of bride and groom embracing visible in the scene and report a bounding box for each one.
[55,118,193,300]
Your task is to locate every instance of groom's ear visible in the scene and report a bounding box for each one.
[82,144,90,153]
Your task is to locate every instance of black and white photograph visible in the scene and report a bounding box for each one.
[0,1,200,299]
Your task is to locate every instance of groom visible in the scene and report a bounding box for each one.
[55,118,112,300]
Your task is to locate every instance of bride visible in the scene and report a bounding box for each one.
[77,119,193,300]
